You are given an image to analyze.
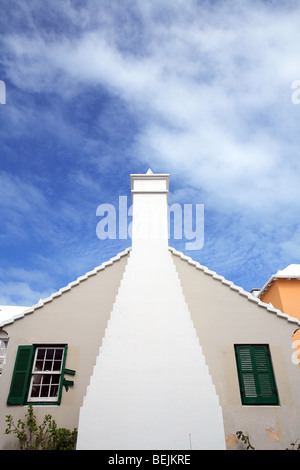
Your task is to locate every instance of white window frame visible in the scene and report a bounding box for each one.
[0,339,8,374]
[27,346,66,403]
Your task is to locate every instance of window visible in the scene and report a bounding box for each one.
[0,338,8,374]
[28,347,65,402]
[0,330,9,374]
[234,344,279,406]
[7,344,69,405]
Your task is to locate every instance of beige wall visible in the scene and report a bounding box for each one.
[171,252,300,450]
[0,252,129,450]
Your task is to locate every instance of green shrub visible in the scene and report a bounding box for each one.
[5,405,77,450]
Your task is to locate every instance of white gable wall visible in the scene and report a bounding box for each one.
[77,172,226,450]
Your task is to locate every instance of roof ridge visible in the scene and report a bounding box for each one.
[168,246,300,327]
[0,247,132,327]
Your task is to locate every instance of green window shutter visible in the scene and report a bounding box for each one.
[57,344,68,405]
[7,345,34,405]
[235,345,279,405]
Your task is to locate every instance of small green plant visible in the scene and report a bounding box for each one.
[236,430,255,450]
[236,430,300,450]
[5,405,77,450]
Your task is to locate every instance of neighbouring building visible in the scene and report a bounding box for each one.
[254,265,300,370]
[256,264,300,320]
[0,170,300,450]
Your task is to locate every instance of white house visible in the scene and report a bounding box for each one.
[0,170,300,450]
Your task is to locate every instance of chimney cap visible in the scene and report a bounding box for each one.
[130,169,169,191]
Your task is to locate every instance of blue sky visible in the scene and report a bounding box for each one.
[1,0,300,306]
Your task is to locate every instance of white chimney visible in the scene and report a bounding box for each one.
[130,169,169,251]
[77,170,225,450]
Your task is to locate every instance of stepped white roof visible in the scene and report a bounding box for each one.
[170,248,300,327]
[0,246,298,329]
[0,247,131,328]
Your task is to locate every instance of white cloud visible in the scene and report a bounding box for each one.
[0,280,51,306]
[0,171,47,213]
[3,1,300,217]
[1,0,300,293]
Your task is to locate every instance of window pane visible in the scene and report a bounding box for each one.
[46,349,54,360]
[55,349,63,360]
[0,340,8,373]
[31,385,40,397]
[44,360,52,371]
[43,374,51,384]
[53,360,61,371]
[34,360,43,372]
[32,375,42,385]
[51,374,60,384]
[50,385,59,397]
[41,385,49,397]
[37,349,45,360]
